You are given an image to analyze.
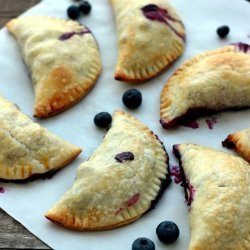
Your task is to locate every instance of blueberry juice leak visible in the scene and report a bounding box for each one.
[0,187,6,193]
[141,4,185,42]
[59,29,91,41]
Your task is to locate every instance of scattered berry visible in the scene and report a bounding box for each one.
[79,1,92,14]
[156,221,179,244]
[67,5,80,20]
[122,89,142,109]
[94,112,112,128]
[217,25,230,38]
[132,238,155,250]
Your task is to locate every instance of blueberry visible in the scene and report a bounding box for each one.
[132,238,155,250]
[217,25,230,38]
[67,5,80,20]
[94,112,112,128]
[79,1,92,14]
[156,221,179,244]
[122,89,142,109]
[115,152,134,163]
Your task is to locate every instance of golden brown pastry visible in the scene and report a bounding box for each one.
[111,0,185,83]
[223,127,250,163]
[160,43,250,128]
[0,95,81,181]
[6,16,101,118]
[46,111,170,230]
[173,143,250,250]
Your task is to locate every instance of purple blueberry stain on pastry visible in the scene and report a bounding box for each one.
[148,131,171,210]
[141,4,185,42]
[115,152,134,163]
[59,28,91,41]
[110,131,170,214]
[160,118,177,129]
[233,42,250,53]
[186,182,195,206]
[160,107,213,129]
[0,168,61,183]
[142,4,166,22]
[127,193,140,206]
[114,194,140,215]
[114,207,124,215]
[170,165,182,184]
[173,145,195,206]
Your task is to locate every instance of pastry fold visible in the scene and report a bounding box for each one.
[111,0,185,83]
[0,95,81,181]
[160,43,250,128]
[173,143,250,250]
[46,111,170,230]
[7,16,101,118]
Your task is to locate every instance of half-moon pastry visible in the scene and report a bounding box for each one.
[173,143,250,250]
[46,110,170,230]
[6,16,101,118]
[0,95,81,181]
[111,0,185,83]
[160,43,250,128]
[223,127,250,163]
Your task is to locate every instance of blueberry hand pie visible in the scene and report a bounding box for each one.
[160,43,250,128]
[6,16,101,118]
[223,128,250,163]
[111,0,185,83]
[46,110,170,230]
[0,95,81,181]
[173,143,250,250]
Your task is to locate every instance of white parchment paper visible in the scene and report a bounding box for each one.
[0,0,249,249]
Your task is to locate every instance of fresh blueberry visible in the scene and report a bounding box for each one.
[132,238,155,250]
[67,5,80,20]
[94,112,112,128]
[217,25,230,38]
[122,89,142,109]
[156,221,179,244]
[79,1,92,14]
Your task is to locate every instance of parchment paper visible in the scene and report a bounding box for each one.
[0,0,249,249]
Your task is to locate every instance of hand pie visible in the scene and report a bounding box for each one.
[6,16,101,118]
[223,127,250,163]
[173,143,250,250]
[45,110,170,230]
[111,0,185,83]
[0,95,81,181]
[160,43,250,128]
